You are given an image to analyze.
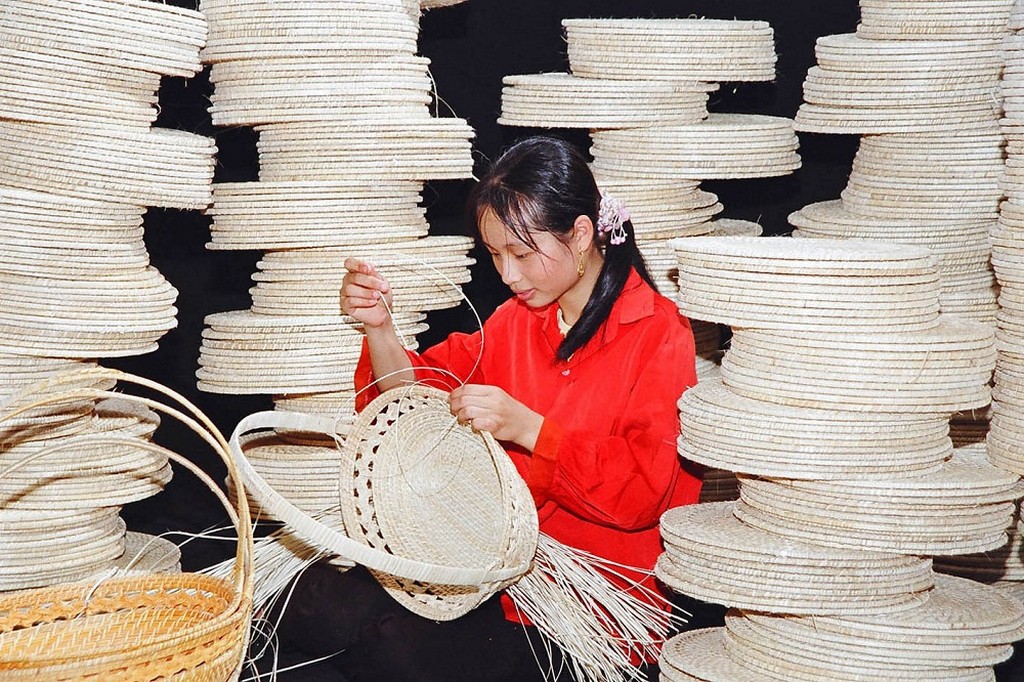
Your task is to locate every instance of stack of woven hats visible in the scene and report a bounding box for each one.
[197,0,477,518]
[788,0,1011,326]
[499,17,795,391]
[0,0,216,588]
[931,5,1024,602]
[657,236,1024,681]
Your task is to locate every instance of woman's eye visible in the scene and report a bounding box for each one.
[513,252,530,260]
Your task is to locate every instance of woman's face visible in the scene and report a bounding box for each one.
[479,208,580,309]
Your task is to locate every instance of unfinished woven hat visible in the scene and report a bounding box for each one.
[197,310,426,394]
[0,121,216,210]
[590,114,801,180]
[198,1,419,63]
[230,394,537,621]
[671,236,943,332]
[207,180,427,250]
[498,73,711,129]
[0,0,206,78]
[564,18,777,82]
[678,378,953,480]
[0,506,127,591]
[337,385,539,619]
[255,117,475,182]
[719,319,995,414]
[208,55,434,126]
[734,452,1022,556]
[658,502,933,616]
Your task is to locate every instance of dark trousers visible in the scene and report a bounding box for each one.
[251,562,691,682]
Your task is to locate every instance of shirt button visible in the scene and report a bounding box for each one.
[561,369,570,376]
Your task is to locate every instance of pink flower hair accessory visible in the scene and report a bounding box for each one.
[597,195,629,246]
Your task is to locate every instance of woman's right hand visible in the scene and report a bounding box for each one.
[340,258,393,329]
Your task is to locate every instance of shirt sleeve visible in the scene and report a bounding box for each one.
[525,317,700,531]
[353,330,485,411]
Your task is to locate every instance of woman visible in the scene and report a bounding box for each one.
[273,136,703,681]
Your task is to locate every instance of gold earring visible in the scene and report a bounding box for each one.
[576,251,586,278]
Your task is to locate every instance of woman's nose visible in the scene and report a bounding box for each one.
[498,256,520,285]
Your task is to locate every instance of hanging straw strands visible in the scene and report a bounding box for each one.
[508,534,685,682]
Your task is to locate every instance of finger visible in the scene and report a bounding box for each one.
[343,272,390,294]
[341,295,381,310]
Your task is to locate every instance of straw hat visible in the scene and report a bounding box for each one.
[0,54,160,128]
[251,236,475,315]
[207,180,427,250]
[197,310,426,394]
[0,121,216,209]
[590,114,801,180]
[230,432,347,521]
[719,319,995,413]
[679,378,953,480]
[658,502,933,616]
[725,581,1020,678]
[255,117,475,182]
[208,55,434,126]
[198,2,419,63]
[672,236,943,333]
[337,385,538,620]
[498,73,711,129]
[0,0,206,78]
[0,506,127,591]
[564,18,777,82]
[734,452,1021,556]
[592,176,722,239]
[106,531,183,577]
[936,503,1024,582]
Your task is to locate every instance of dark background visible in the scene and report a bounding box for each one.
[120,2,862,547]
[108,3,1024,677]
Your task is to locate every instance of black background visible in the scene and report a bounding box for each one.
[123,1,865,554]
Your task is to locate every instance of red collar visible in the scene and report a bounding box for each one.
[535,269,657,362]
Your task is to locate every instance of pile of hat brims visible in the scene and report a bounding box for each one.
[789,0,1011,325]
[498,18,790,414]
[655,236,1024,682]
[196,0,478,519]
[925,2,1024,600]
[0,0,217,589]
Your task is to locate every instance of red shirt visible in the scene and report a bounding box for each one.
[355,269,702,623]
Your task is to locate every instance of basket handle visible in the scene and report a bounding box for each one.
[232,409,530,585]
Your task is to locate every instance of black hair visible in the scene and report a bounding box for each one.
[466,136,656,361]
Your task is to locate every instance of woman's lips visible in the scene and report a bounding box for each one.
[515,288,534,302]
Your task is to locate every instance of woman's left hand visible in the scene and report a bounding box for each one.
[449,384,543,451]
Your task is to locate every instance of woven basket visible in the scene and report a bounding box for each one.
[0,368,253,681]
